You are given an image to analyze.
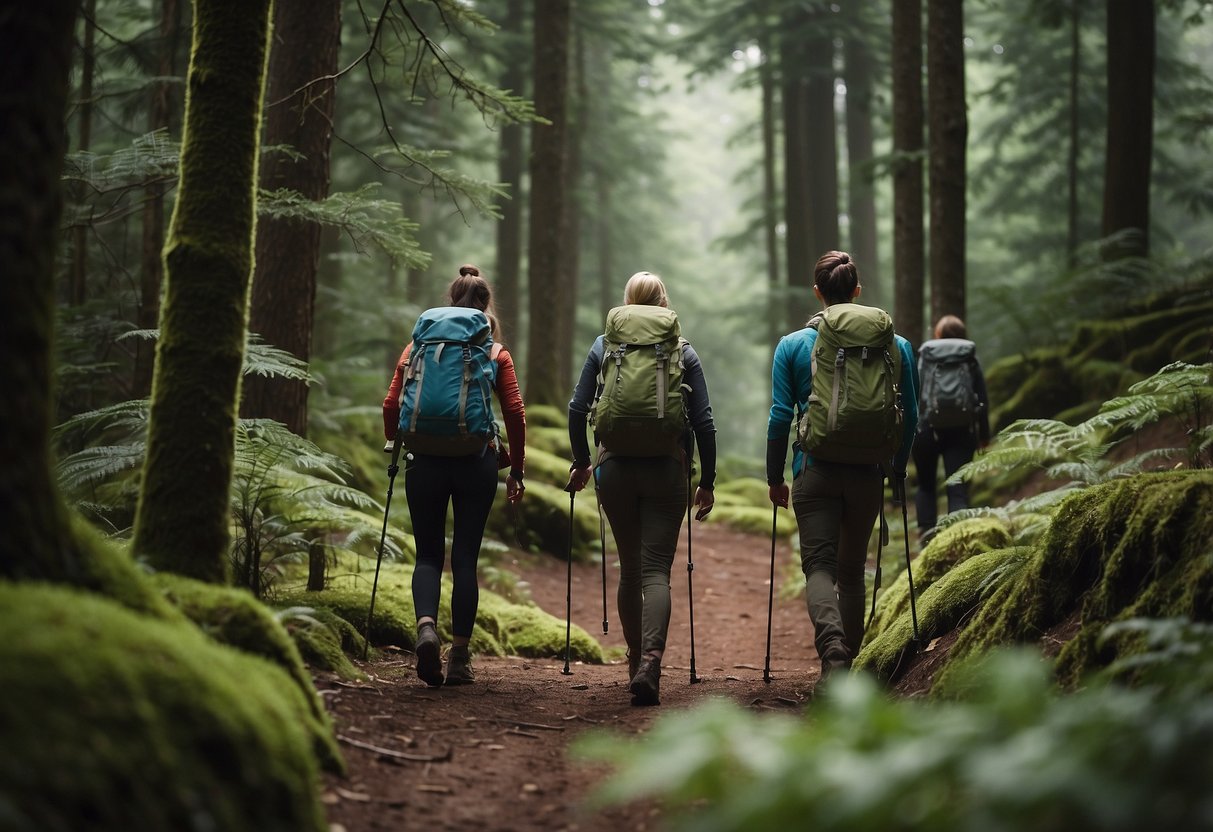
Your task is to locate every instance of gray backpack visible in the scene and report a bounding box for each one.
[918,338,981,429]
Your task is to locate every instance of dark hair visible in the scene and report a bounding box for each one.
[813,250,859,306]
[447,264,502,342]
[934,314,967,339]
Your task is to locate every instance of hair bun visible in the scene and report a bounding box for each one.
[459,264,480,277]
[838,253,850,264]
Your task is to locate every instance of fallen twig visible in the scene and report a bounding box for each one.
[338,734,452,763]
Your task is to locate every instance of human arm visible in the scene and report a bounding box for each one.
[681,345,717,493]
[494,348,527,482]
[973,358,992,446]
[381,344,411,440]
[894,336,920,474]
[565,338,603,492]
[766,336,796,494]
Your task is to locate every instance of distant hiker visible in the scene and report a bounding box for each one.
[566,271,716,706]
[382,265,526,687]
[766,251,919,682]
[913,314,991,539]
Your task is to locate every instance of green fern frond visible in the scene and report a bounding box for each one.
[56,443,146,494]
[243,337,315,384]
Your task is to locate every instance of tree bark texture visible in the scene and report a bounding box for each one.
[243,0,341,436]
[781,8,813,331]
[1101,0,1154,261]
[494,0,527,350]
[804,28,840,272]
[759,14,781,349]
[0,1,83,578]
[525,0,571,407]
[558,25,587,391]
[136,0,182,396]
[927,0,967,326]
[132,0,275,582]
[892,0,925,346]
[69,0,96,308]
[845,31,880,306]
[1067,0,1081,268]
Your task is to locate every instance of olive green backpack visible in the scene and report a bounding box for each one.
[796,303,905,466]
[591,305,689,456]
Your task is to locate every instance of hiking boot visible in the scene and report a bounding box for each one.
[445,644,475,686]
[817,643,852,688]
[415,623,444,687]
[626,648,640,682]
[629,656,661,706]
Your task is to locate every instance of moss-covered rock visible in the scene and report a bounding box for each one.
[934,471,1213,693]
[476,592,603,662]
[151,573,342,772]
[857,547,1031,681]
[0,583,328,832]
[713,477,771,509]
[865,517,1014,644]
[521,446,576,487]
[530,425,573,458]
[487,480,600,559]
[706,505,797,540]
[525,403,567,429]
[283,607,366,681]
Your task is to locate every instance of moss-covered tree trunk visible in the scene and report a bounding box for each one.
[927,0,967,324]
[132,0,275,582]
[780,8,812,331]
[495,0,528,349]
[758,4,781,350]
[0,1,82,578]
[845,27,880,306]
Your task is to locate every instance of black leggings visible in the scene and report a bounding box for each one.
[912,427,977,531]
[404,450,498,638]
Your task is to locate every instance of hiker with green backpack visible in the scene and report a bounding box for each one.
[566,271,716,706]
[382,265,526,688]
[913,314,991,540]
[766,251,918,682]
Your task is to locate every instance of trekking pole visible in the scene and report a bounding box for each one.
[763,502,777,684]
[595,470,608,635]
[896,475,923,650]
[363,437,402,660]
[686,462,701,684]
[562,487,575,675]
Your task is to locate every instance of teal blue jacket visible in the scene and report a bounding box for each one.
[766,323,919,483]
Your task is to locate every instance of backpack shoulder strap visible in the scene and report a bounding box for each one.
[490,343,503,361]
[806,312,824,331]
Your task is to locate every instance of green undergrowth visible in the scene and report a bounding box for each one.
[152,574,342,771]
[985,295,1213,432]
[925,471,1213,694]
[0,583,329,832]
[278,605,368,680]
[487,479,600,559]
[276,561,603,664]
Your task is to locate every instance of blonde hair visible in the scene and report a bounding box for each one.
[623,271,669,307]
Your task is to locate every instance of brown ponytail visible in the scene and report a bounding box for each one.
[447,265,502,343]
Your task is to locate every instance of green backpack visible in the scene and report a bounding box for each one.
[591,305,689,457]
[796,303,904,465]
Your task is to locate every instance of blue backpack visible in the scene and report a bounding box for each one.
[396,307,499,456]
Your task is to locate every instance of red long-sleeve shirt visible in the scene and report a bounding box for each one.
[382,342,526,476]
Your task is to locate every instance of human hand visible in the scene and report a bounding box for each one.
[891,470,908,505]
[769,482,789,508]
[506,475,525,504]
[565,465,592,493]
[693,487,714,521]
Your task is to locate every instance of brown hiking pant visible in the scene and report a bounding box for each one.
[792,460,882,659]
[596,456,688,659]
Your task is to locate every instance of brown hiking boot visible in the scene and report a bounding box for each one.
[415,623,444,687]
[817,643,852,690]
[445,644,475,686]
[629,656,661,706]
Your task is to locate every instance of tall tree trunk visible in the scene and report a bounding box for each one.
[596,169,613,321]
[494,0,527,350]
[758,10,781,349]
[135,0,181,397]
[243,0,341,436]
[69,0,96,307]
[559,25,587,391]
[927,0,967,325]
[781,9,812,331]
[132,0,275,582]
[0,1,84,578]
[892,0,925,346]
[1067,0,1081,269]
[1101,0,1154,261]
[804,26,840,277]
[845,30,880,306]
[524,0,570,407]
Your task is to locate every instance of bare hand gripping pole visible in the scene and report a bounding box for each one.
[364,436,403,660]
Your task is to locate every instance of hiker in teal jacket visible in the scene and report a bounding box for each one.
[766,250,918,680]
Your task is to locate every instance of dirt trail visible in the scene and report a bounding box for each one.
[321,522,824,832]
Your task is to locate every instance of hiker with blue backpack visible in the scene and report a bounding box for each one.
[382,265,526,687]
[913,314,991,540]
[766,251,918,682]
[566,271,716,706]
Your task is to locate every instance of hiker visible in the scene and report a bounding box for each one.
[382,264,526,687]
[913,314,991,539]
[766,251,918,680]
[566,271,716,706]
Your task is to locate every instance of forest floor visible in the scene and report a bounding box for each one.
[318,522,831,832]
